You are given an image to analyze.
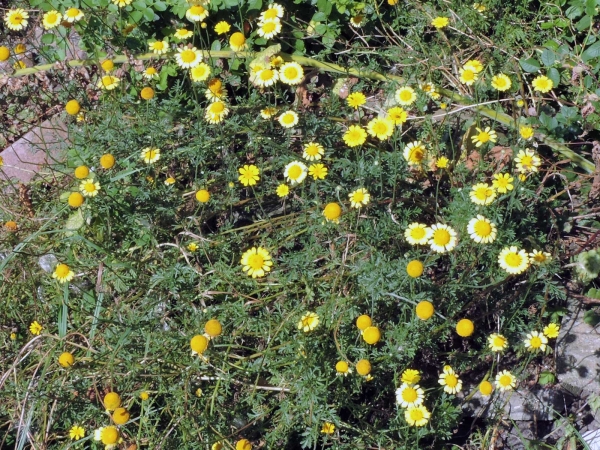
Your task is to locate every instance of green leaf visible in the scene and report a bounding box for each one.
[130,10,143,21]
[312,12,327,22]
[547,67,561,87]
[576,14,591,31]
[519,57,541,73]
[41,33,55,44]
[538,111,558,130]
[565,5,583,18]
[582,41,600,62]
[133,0,146,10]
[585,0,597,16]
[541,48,556,66]
[247,0,262,11]
[65,209,85,231]
[538,371,556,386]
[153,1,167,10]
[554,17,569,27]
[211,40,221,51]
[143,7,155,20]
[317,0,332,15]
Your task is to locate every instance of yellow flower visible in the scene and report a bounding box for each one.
[187,242,198,252]
[431,16,449,29]
[404,405,430,427]
[519,125,535,140]
[140,391,150,400]
[488,333,508,352]
[149,40,169,54]
[514,148,541,174]
[395,86,417,106]
[367,117,395,140]
[464,59,483,73]
[530,250,552,265]
[68,192,84,208]
[53,263,75,283]
[471,127,497,147]
[439,365,462,394]
[403,141,427,166]
[5,8,29,30]
[498,246,530,274]
[101,59,114,72]
[13,61,26,70]
[42,10,61,30]
[415,301,434,320]
[260,107,277,119]
[143,67,159,80]
[214,21,231,34]
[404,223,432,245]
[276,184,289,198]
[470,182,496,205]
[241,246,273,278]
[284,160,308,185]
[491,73,512,91]
[257,19,282,39]
[362,326,381,344]
[186,5,209,22]
[195,189,210,203]
[238,164,260,186]
[74,165,89,179]
[303,142,324,161]
[467,215,497,244]
[419,82,441,100]
[174,28,194,39]
[229,32,246,51]
[205,101,230,124]
[343,125,367,147]
[406,260,424,278]
[323,202,342,222]
[69,425,85,440]
[278,110,299,128]
[349,188,370,208]
[113,0,133,7]
[100,426,119,445]
[459,67,478,85]
[524,330,548,352]
[97,75,120,90]
[176,46,202,68]
[543,323,560,338]
[395,383,425,408]
[429,223,457,253]
[261,3,285,20]
[59,351,75,367]
[473,2,486,13]
[356,359,371,376]
[347,92,366,109]
[479,380,493,396]
[64,7,84,22]
[436,156,449,169]
[495,370,516,391]
[532,75,554,93]
[205,319,222,338]
[29,321,43,335]
[0,46,9,61]
[349,15,364,27]
[112,407,130,425]
[456,319,474,337]
[321,422,335,434]
[141,147,160,164]
[335,360,351,375]
[190,334,209,355]
[298,312,319,332]
[492,173,514,193]
[140,87,155,100]
[308,163,327,180]
[253,68,279,88]
[279,62,304,85]
[387,106,408,125]
[103,392,121,411]
[401,369,421,384]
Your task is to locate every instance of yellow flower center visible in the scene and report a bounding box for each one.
[282,113,295,124]
[520,155,533,168]
[493,336,505,347]
[372,121,388,134]
[260,69,274,80]
[248,254,264,269]
[66,8,80,17]
[230,33,245,46]
[146,67,157,75]
[505,253,522,267]
[477,131,490,143]
[210,102,225,114]
[402,388,417,402]
[533,253,546,263]
[408,147,424,162]
[352,192,365,203]
[264,8,278,19]
[146,150,157,160]
[496,78,507,88]
[474,221,492,236]
[499,375,511,386]
[433,229,450,245]
[181,50,196,63]
[445,374,458,387]
[56,264,70,277]
[411,228,425,239]
[530,336,541,348]
[263,21,276,33]
[288,165,302,179]
[84,182,96,192]
[284,67,298,79]
[463,70,475,81]
[306,145,319,155]
[190,5,205,15]
[47,12,58,22]
[410,409,424,421]
[399,90,412,102]
[475,187,494,200]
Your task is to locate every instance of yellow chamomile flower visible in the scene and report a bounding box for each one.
[298,312,319,332]
[276,184,289,198]
[143,67,159,80]
[64,8,84,23]
[4,8,29,31]
[260,107,277,119]
[347,92,366,109]
[367,117,395,140]
[436,156,450,169]
[190,63,211,82]
[80,179,101,197]
[343,125,367,147]
[419,82,441,100]
[100,59,114,72]
[519,125,535,140]
[238,164,260,186]
[464,60,484,73]
[514,148,541,173]
[205,319,222,338]
[140,391,150,401]
[149,40,168,54]
[186,5,209,22]
[69,425,85,440]
[406,260,424,278]
[254,68,279,87]
[195,189,210,203]
[429,223,458,253]
[395,86,417,106]
[241,246,273,278]
[164,177,176,186]
[279,62,304,85]
[467,215,497,244]
[349,15,364,27]
[470,183,496,206]
[205,101,230,123]
[387,106,408,125]
[229,32,247,51]
[261,3,285,21]
[335,360,351,376]
[257,19,282,39]
[524,330,548,352]
[140,87,155,100]
[0,47,10,61]
[308,163,328,180]
[473,3,486,13]
[405,405,430,427]
[356,314,372,331]
[479,380,493,396]
[543,323,560,339]
[349,188,370,208]
[471,127,497,147]
[532,75,553,93]
[403,141,427,166]
[404,223,432,246]
[215,21,231,34]
[42,10,61,30]
[141,147,160,164]
[396,383,425,408]
[113,0,133,7]
[323,202,342,223]
[491,73,512,91]
[530,250,552,265]
[97,76,120,90]
[190,334,208,355]
[498,246,530,275]
[321,422,335,434]
[416,301,434,320]
[284,161,308,185]
[495,370,516,391]
[187,242,198,252]
[401,369,421,385]
[176,46,202,68]
[492,173,514,193]
[29,321,43,335]
[270,56,284,67]
[303,142,324,161]
[439,365,462,394]
[174,28,194,39]
[456,318,475,337]
[206,79,228,102]
[431,16,449,29]
[362,326,381,344]
[488,333,508,352]
[75,165,89,179]
[278,110,299,128]
[459,67,478,85]
[53,263,75,283]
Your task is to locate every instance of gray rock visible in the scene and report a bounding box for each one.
[38,253,58,272]
[582,429,600,450]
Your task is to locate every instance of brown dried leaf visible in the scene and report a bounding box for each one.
[488,145,513,168]
[464,151,480,171]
